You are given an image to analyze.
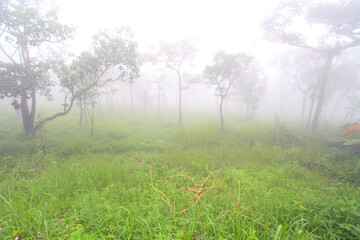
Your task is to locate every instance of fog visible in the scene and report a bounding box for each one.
[1,0,359,131]
[2,1,360,239]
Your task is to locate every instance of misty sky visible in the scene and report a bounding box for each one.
[55,0,282,63]
[39,0,295,119]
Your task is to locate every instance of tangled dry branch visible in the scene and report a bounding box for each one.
[149,165,273,231]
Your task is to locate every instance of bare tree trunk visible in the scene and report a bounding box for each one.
[306,97,316,131]
[20,89,36,136]
[20,95,33,136]
[17,45,37,136]
[220,97,224,133]
[312,52,335,130]
[177,70,182,125]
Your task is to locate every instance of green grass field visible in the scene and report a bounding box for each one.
[0,111,359,239]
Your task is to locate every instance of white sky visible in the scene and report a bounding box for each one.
[55,0,282,64]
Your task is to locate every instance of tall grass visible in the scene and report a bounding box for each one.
[0,113,359,239]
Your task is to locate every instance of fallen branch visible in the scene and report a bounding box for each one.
[149,165,274,232]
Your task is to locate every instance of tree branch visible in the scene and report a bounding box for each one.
[291,38,360,54]
[0,43,17,64]
[33,65,112,131]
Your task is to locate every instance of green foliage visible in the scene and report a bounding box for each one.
[343,139,360,146]
[0,115,359,239]
[319,147,360,184]
[0,0,73,100]
[328,198,360,238]
[203,50,252,97]
[45,28,139,130]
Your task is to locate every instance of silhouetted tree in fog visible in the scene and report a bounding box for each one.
[277,49,360,128]
[157,40,196,125]
[203,50,252,132]
[154,74,166,119]
[277,50,323,123]
[263,0,360,130]
[233,61,266,121]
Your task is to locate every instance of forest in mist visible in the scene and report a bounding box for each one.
[0,0,360,239]
[0,0,359,134]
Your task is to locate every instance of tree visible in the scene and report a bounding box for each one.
[203,50,252,132]
[0,0,72,136]
[49,29,138,135]
[325,56,360,122]
[154,73,166,119]
[233,62,266,121]
[277,49,323,124]
[277,49,360,128]
[263,0,360,130]
[141,78,151,115]
[140,70,167,119]
[157,40,196,125]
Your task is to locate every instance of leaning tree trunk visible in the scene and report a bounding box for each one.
[306,96,316,131]
[311,52,334,130]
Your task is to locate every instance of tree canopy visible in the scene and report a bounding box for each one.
[263,0,360,51]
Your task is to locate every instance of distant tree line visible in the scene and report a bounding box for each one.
[1,0,359,136]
